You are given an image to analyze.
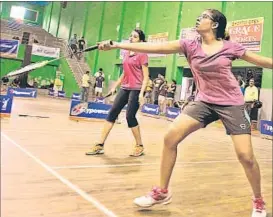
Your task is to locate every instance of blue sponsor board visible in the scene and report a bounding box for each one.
[70,100,112,119]
[0,39,19,58]
[166,107,181,119]
[0,95,13,116]
[48,88,54,96]
[58,91,66,98]
[72,93,81,100]
[141,104,159,116]
[7,87,37,98]
[260,120,273,136]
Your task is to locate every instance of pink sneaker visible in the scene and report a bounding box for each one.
[252,197,266,217]
[133,187,172,208]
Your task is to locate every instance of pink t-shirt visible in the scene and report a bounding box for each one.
[121,51,148,90]
[180,39,246,105]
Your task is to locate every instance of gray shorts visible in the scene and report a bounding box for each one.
[183,101,251,135]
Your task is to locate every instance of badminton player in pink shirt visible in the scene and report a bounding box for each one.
[98,9,272,217]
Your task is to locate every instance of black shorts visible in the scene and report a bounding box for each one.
[183,101,251,135]
[166,92,174,99]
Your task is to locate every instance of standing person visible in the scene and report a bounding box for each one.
[158,80,168,114]
[166,80,177,107]
[78,36,86,59]
[86,29,149,157]
[98,9,272,217]
[95,68,105,78]
[69,34,78,58]
[237,75,246,94]
[95,71,105,97]
[244,78,259,117]
[144,75,153,104]
[81,71,91,102]
[153,74,165,104]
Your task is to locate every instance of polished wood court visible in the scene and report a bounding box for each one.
[1,96,272,217]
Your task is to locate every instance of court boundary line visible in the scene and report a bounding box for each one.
[1,133,118,217]
[51,159,272,170]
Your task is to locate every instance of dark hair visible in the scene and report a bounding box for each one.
[134,29,146,42]
[172,79,177,84]
[99,68,103,71]
[86,71,89,74]
[208,9,230,40]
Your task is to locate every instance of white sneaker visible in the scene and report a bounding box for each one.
[252,197,266,217]
[133,187,172,208]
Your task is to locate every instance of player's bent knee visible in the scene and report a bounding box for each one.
[237,153,255,167]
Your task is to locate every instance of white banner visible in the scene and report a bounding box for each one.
[32,44,60,58]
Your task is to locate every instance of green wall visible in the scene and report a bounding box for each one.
[0,1,44,26]
[59,58,80,96]
[43,1,272,89]
[48,2,61,37]
[42,2,53,32]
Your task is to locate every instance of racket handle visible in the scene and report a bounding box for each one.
[104,89,116,98]
[83,45,98,52]
[82,41,113,53]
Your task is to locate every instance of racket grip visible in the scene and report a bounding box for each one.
[83,41,113,53]
[104,89,116,98]
[83,45,99,52]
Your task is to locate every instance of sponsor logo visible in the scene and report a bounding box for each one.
[72,94,80,99]
[263,123,273,132]
[167,110,180,116]
[84,109,109,114]
[240,124,246,129]
[71,103,88,116]
[9,89,36,97]
[71,103,111,116]
[143,105,159,113]
[1,98,10,111]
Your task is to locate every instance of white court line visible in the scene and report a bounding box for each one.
[51,159,272,170]
[1,133,118,217]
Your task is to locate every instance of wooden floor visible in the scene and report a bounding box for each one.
[1,96,272,217]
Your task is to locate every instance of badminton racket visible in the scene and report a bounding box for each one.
[4,43,106,78]
[103,90,117,99]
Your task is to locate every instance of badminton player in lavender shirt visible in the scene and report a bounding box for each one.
[98,9,272,217]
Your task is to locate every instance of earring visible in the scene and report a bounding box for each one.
[213,22,219,29]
